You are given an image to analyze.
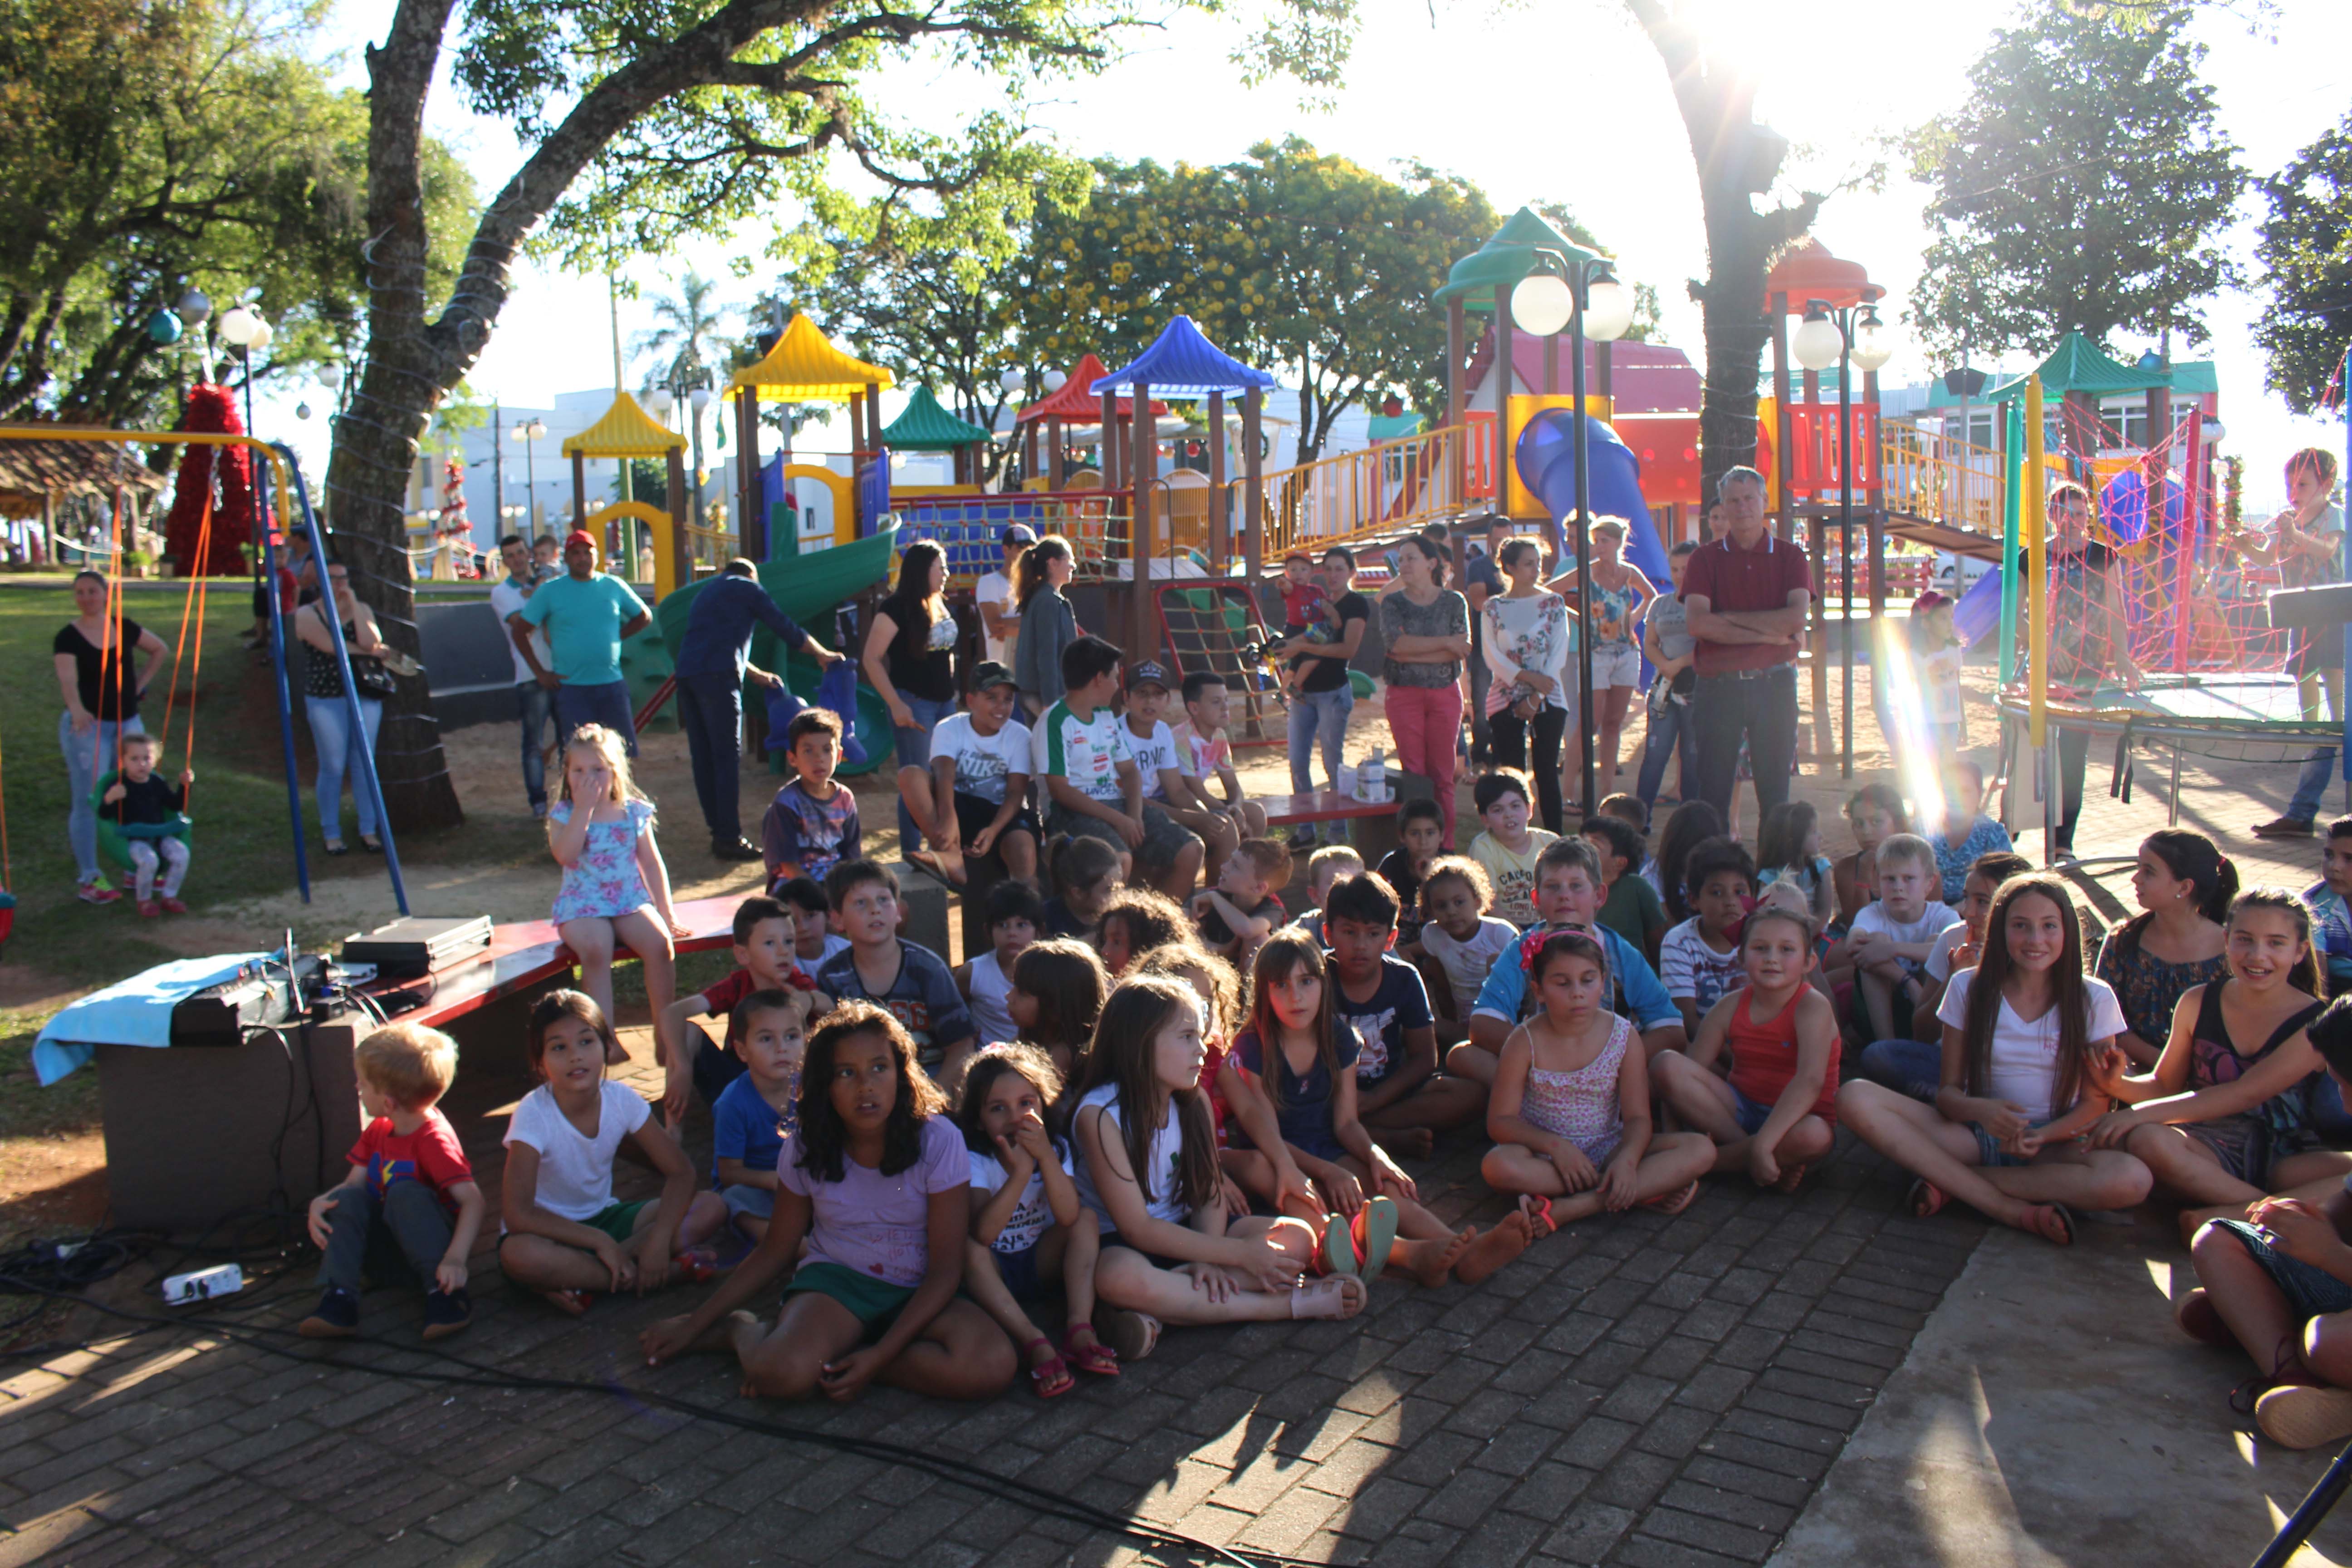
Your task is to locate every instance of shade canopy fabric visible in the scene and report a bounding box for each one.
[877,387,991,451]
[559,390,686,459]
[1013,353,1166,425]
[727,314,895,400]
[0,425,168,519]
[1434,208,1604,310]
[1092,316,1276,397]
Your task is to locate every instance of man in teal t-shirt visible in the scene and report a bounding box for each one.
[512,529,652,754]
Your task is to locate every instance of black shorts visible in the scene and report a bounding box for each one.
[952,791,1039,848]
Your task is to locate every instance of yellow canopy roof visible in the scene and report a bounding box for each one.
[728,314,895,400]
[560,391,685,459]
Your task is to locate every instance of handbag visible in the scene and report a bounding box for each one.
[349,654,399,700]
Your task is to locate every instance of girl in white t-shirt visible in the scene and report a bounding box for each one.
[639,1001,1017,1402]
[956,1045,1117,1396]
[1836,875,2152,1246]
[497,991,726,1316]
[1073,975,1366,1360]
[1405,857,1519,1044]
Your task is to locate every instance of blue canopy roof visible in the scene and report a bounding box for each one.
[1091,315,1276,397]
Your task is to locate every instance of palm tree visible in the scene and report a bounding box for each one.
[633,272,732,533]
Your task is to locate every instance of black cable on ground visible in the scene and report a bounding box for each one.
[0,1276,1312,1568]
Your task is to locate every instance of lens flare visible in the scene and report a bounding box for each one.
[1873,617,1946,830]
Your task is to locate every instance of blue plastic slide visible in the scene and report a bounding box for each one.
[1514,410,1675,587]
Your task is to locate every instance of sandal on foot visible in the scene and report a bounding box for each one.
[2018,1202,2074,1247]
[1908,1178,1947,1220]
[1289,1275,1367,1320]
[541,1289,596,1317]
[1641,1181,1699,1217]
[1318,1215,1362,1278]
[1095,1307,1161,1362]
[1023,1336,1075,1398]
[1352,1196,1400,1278]
[670,1250,720,1285]
[1063,1325,1120,1378]
[1518,1195,1558,1237]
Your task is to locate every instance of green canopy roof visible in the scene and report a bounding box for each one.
[1981,331,2173,402]
[1432,208,1604,310]
[878,386,991,450]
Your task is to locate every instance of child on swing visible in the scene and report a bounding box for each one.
[1481,929,1714,1228]
[549,724,688,1062]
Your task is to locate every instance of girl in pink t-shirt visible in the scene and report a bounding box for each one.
[639,1001,1016,1402]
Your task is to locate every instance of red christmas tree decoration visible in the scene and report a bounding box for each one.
[163,383,255,575]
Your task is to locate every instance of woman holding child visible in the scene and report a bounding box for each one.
[55,569,169,902]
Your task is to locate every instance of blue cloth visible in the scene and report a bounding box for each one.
[60,710,142,884]
[1932,816,2013,906]
[554,678,637,756]
[761,779,861,889]
[674,575,812,681]
[515,680,554,813]
[711,1069,795,1187]
[1332,954,1434,1088]
[1635,690,1694,813]
[305,694,384,839]
[1858,1037,1944,1102]
[892,693,956,853]
[1731,1085,1773,1137]
[35,950,275,1084]
[518,573,647,687]
[2212,1218,2352,1321]
[2308,881,2352,990]
[1289,684,1352,799]
[677,670,748,843]
[1470,922,1678,1033]
[2292,745,2339,825]
[1230,1024,1359,1162]
[813,940,975,1068]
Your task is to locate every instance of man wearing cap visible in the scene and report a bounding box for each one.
[673,556,845,860]
[1680,466,1812,822]
[1116,659,1209,898]
[909,660,1039,889]
[512,529,654,757]
[975,525,1034,667]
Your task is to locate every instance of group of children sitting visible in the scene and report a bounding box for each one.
[300,701,2352,1454]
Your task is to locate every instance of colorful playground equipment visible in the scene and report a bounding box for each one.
[559,389,693,595]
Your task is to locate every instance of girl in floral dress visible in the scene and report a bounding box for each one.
[549,724,689,1063]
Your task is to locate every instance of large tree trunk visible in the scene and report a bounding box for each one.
[1625,0,1820,502]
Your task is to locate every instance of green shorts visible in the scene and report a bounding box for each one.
[784,1261,918,1341]
[582,1200,650,1242]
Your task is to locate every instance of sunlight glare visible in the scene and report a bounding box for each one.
[1673,0,1839,118]
[2145,1259,2171,1298]
[1873,617,1947,830]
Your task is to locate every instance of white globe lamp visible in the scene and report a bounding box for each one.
[1791,304,1843,372]
[1509,273,1574,338]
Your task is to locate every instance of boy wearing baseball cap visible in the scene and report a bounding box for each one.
[1118,660,1207,898]
[912,661,1042,890]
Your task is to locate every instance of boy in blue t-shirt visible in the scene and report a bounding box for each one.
[762,709,861,894]
[710,990,810,1243]
[1324,871,1487,1157]
[813,859,978,1089]
[2308,819,2352,995]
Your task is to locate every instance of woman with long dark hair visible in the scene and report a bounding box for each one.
[1378,535,1471,847]
[2093,829,2235,1068]
[1012,534,1077,720]
[861,539,960,861]
[54,569,168,901]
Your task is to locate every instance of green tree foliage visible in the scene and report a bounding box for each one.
[2254,110,2352,415]
[1009,139,1499,462]
[1907,0,2244,359]
[0,0,472,427]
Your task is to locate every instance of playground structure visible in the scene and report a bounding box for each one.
[559,390,694,598]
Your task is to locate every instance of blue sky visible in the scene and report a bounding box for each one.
[270,0,2352,511]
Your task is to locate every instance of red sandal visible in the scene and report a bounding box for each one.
[1063,1325,1120,1378]
[1023,1336,1074,1398]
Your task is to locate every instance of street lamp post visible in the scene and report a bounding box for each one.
[1792,298,1896,778]
[1510,252,1636,818]
[512,418,548,537]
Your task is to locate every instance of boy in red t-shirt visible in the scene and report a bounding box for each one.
[300,1023,485,1341]
[653,894,826,1126]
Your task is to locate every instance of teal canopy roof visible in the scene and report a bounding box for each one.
[877,386,991,450]
[1432,208,1604,310]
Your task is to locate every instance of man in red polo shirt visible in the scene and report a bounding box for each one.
[1679,466,1813,822]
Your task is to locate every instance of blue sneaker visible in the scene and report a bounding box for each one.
[298,1286,359,1338]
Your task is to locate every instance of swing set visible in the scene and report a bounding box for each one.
[0,426,411,935]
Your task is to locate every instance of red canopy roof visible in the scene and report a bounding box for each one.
[1014,353,1171,426]
[1762,240,1882,311]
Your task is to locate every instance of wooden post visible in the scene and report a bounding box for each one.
[736,386,763,561]
[1023,421,1039,484]
[847,391,865,458]
[1243,388,1264,599]
[1100,385,1120,491]
[1130,378,1156,665]
[570,451,586,526]
[666,446,691,584]
[1046,417,1063,485]
[866,382,883,452]
[1207,389,1228,574]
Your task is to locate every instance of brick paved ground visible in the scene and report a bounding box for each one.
[2,652,2337,1568]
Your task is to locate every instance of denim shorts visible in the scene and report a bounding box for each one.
[2212,1219,2352,1322]
[1731,1087,1772,1137]
[1972,1125,2029,1169]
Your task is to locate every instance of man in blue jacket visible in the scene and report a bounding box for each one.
[672,557,843,859]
